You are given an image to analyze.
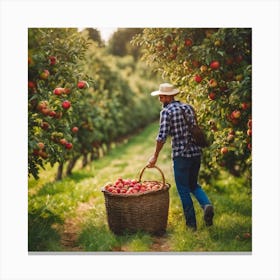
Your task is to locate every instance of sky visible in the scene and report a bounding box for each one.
[79,27,118,42]
[97,27,118,42]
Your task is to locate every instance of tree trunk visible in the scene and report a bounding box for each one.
[66,156,79,176]
[82,153,88,168]
[56,162,64,181]
[90,148,99,161]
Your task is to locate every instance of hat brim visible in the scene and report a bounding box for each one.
[151,89,179,96]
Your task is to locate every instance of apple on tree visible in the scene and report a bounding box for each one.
[62,100,71,110]
[53,87,65,95]
[39,70,50,80]
[221,147,228,155]
[208,92,216,100]
[49,56,57,65]
[247,119,252,129]
[59,138,67,145]
[194,75,202,83]
[200,65,208,73]
[48,110,56,117]
[208,79,217,88]
[71,126,79,133]
[231,110,241,119]
[65,142,73,150]
[37,142,45,150]
[247,129,252,137]
[184,38,193,47]
[241,102,249,110]
[28,81,36,89]
[77,80,89,89]
[210,60,220,70]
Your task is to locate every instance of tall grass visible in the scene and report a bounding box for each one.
[28,122,252,252]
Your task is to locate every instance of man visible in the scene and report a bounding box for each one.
[148,83,214,231]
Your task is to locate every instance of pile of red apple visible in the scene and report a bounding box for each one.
[104,178,164,195]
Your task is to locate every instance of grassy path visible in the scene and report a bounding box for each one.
[28,122,252,252]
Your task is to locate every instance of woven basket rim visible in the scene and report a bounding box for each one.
[101,181,170,198]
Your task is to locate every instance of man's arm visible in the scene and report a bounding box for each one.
[147,140,165,167]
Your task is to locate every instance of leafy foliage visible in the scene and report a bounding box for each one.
[28,28,160,179]
[132,28,252,182]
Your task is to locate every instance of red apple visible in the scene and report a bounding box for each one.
[40,70,50,80]
[37,101,48,111]
[208,92,216,100]
[77,80,88,89]
[41,108,50,116]
[48,110,56,117]
[28,81,36,89]
[49,56,57,65]
[194,75,202,83]
[221,147,228,155]
[208,79,218,88]
[65,142,73,150]
[210,60,220,70]
[37,142,45,150]
[231,110,241,119]
[185,38,193,47]
[71,126,79,133]
[241,102,249,110]
[247,129,252,137]
[59,138,67,145]
[247,119,252,128]
[62,100,71,110]
[53,87,65,95]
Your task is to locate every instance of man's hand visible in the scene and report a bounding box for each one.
[147,155,158,168]
[147,140,164,168]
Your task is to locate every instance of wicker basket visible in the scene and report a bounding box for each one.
[102,165,170,235]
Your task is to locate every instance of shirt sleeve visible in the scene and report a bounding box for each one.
[156,109,170,143]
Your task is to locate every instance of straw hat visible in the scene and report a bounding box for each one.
[151,83,180,96]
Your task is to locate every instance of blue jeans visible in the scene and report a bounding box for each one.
[173,156,211,228]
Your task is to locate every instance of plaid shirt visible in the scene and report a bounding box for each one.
[156,101,201,158]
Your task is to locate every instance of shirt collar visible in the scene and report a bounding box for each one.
[163,100,180,108]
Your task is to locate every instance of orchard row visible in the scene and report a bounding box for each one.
[28,28,159,180]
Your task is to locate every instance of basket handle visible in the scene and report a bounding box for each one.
[138,165,165,186]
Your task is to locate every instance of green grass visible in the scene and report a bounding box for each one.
[28,122,252,252]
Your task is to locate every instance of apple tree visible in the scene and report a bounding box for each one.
[132,28,252,183]
[28,28,92,179]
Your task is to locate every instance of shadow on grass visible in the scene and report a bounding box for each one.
[67,170,94,182]
[78,224,119,251]
[78,223,157,252]
[28,207,63,251]
[35,170,93,197]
